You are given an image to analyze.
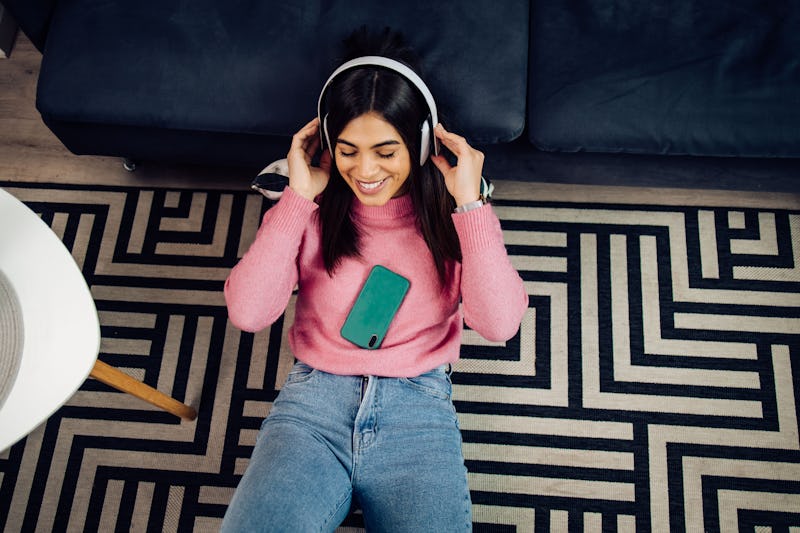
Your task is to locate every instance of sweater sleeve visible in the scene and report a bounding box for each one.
[224,187,318,332]
[452,204,529,342]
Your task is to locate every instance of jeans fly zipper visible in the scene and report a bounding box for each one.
[360,376,370,402]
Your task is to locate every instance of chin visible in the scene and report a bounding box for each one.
[354,193,392,207]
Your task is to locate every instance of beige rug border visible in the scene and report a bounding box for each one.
[494,180,799,209]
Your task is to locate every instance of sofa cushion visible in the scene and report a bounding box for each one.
[35,0,528,165]
[528,1,800,157]
[1,0,58,52]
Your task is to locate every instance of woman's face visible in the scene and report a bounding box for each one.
[334,112,412,206]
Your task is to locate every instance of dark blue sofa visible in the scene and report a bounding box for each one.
[5,0,800,173]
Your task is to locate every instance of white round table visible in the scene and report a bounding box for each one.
[0,187,100,452]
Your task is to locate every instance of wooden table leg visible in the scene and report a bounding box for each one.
[90,360,198,421]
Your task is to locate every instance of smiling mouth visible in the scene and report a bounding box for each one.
[358,178,388,191]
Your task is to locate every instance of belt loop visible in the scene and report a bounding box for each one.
[445,363,453,377]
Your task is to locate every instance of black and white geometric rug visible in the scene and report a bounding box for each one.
[0,181,798,532]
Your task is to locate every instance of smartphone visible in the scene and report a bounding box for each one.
[341,265,410,349]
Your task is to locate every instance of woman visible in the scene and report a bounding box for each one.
[222,29,528,532]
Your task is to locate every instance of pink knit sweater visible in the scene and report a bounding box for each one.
[225,187,528,377]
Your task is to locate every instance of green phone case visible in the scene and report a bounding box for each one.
[340,265,410,350]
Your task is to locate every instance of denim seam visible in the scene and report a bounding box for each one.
[284,369,318,385]
[321,486,353,533]
[398,377,451,400]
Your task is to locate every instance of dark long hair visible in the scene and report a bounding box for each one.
[318,29,461,284]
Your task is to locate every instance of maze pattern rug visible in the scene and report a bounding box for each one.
[0,182,797,532]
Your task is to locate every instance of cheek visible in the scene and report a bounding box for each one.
[391,167,411,192]
[334,157,354,175]
[390,154,412,178]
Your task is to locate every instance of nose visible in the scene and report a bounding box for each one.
[356,154,379,179]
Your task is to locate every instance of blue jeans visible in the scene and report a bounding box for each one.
[221,362,472,532]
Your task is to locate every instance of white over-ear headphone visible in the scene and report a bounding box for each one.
[317,55,440,166]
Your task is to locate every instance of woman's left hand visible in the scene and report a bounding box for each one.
[430,124,484,207]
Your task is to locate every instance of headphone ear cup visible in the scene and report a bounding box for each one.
[419,119,431,165]
[322,114,332,154]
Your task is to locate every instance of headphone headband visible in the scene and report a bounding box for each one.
[317,55,439,164]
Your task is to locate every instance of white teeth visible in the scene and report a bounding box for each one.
[360,179,384,190]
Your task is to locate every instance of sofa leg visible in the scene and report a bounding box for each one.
[122,158,138,172]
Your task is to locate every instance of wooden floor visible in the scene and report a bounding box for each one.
[0,34,252,190]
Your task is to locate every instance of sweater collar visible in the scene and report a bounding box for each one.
[352,194,415,220]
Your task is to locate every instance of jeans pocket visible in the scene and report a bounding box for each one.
[399,366,452,400]
[284,361,317,385]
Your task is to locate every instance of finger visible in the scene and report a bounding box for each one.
[304,118,321,140]
[434,124,470,155]
[430,154,453,174]
[292,118,320,144]
[290,131,310,153]
[291,142,318,166]
[305,130,321,155]
[301,116,320,132]
[318,149,332,173]
[434,123,466,143]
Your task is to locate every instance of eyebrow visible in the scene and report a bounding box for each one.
[336,139,401,149]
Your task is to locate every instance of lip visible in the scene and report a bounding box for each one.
[355,177,389,195]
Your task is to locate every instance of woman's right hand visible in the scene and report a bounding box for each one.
[286,117,332,201]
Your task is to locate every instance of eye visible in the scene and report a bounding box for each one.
[338,150,356,158]
[378,152,396,159]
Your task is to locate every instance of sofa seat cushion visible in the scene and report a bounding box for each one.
[528,1,800,157]
[35,0,528,165]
